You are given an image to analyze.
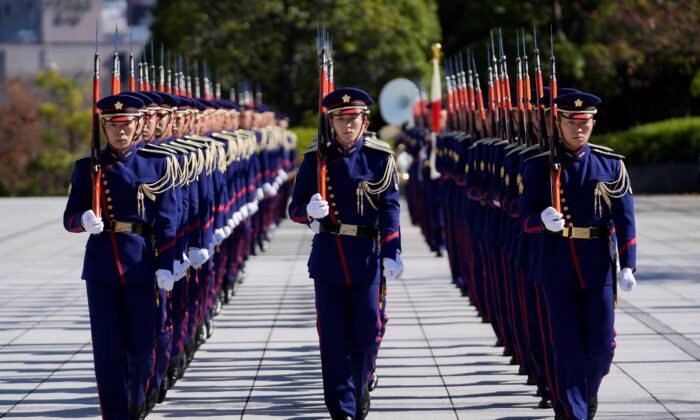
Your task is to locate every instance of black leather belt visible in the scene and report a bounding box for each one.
[104,220,152,236]
[558,225,608,240]
[319,222,379,240]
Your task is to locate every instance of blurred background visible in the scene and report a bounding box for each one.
[0,0,699,196]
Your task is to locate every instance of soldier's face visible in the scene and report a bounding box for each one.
[559,117,596,152]
[231,111,240,130]
[104,118,138,152]
[332,112,368,148]
[155,112,171,138]
[142,112,159,143]
[173,112,187,138]
[240,110,253,129]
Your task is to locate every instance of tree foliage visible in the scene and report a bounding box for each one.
[149,0,441,126]
[437,0,700,131]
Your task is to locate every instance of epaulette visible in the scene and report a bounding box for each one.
[505,144,526,157]
[138,147,175,157]
[303,139,318,154]
[519,144,541,156]
[588,143,613,152]
[591,147,625,160]
[364,135,394,155]
[525,151,550,162]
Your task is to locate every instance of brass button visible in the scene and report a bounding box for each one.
[106,197,112,202]
[334,211,339,215]
[336,219,342,223]
[331,202,336,207]
[563,206,569,211]
[108,205,113,210]
[327,186,333,191]
[109,214,115,219]
[561,198,566,203]
[326,176,330,181]
[101,173,106,178]
[565,215,572,220]
[103,181,108,185]
[330,194,335,198]
[105,189,110,194]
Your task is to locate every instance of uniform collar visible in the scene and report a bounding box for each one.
[562,143,590,163]
[333,135,364,157]
[108,142,137,162]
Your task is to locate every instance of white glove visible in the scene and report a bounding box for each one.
[240,205,249,219]
[541,207,565,232]
[188,248,207,269]
[173,260,186,281]
[227,217,235,229]
[383,254,404,281]
[181,253,191,270]
[214,228,226,245]
[81,210,104,235]
[156,269,175,291]
[263,182,274,197]
[233,211,243,225]
[223,225,232,238]
[274,175,282,187]
[270,183,278,197]
[256,188,265,201]
[306,193,329,219]
[278,169,288,182]
[310,219,320,234]
[208,241,215,257]
[247,201,259,215]
[618,267,637,292]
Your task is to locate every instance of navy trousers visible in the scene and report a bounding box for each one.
[544,285,615,420]
[314,279,381,418]
[86,281,155,420]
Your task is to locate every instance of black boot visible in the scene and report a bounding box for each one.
[195,323,206,350]
[157,375,169,404]
[144,386,158,413]
[538,398,552,409]
[368,372,379,392]
[167,358,179,389]
[185,339,196,366]
[356,387,371,420]
[205,312,214,338]
[129,401,148,420]
[587,395,598,419]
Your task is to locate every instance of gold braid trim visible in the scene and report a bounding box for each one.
[356,156,399,216]
[594,160,633,217]
[137,154,179,217]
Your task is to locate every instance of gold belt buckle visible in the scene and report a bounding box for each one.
[113,221,132,233]
[339,224,358,236]
[570,226,591,239]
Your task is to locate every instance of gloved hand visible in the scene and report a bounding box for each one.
[541,207,565,232]
[233,211,243,225]
[227,217,236,229]
[263,182,275,197]
[247,201,259,216]
[188,248,207,269]
[156,269,175,291]
[214,228,226,245]
[309,219,320,234]
[306,193,329,219]
[274,175,283,187]
[256,188,265,202]
[208,242,215,257]
[81,210,104,235]
[173,260,186,281]
[383,254,404,281]
[223,225,232,238]
[278,169,288,182]
[240,205,249,219]
[270,183,278,197]
[181,253,191,270]
[618,267,637,292]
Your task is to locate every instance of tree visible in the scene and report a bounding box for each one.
[149,0,441,126]
[0,78,43,195]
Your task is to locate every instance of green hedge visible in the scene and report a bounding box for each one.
[595,117,700,165]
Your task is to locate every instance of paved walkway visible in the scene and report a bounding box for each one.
[0,196,699,419]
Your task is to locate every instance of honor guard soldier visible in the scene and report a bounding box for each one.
[63,93,179,419]
[519,91,637,420]
[288,88,402,420]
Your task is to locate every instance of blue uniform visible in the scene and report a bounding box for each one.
[288,132,400,418]
[520,144,636,419]
[64,143,178,419]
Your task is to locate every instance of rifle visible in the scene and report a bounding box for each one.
[533,25,548,149]
[91,24,102,218]
[316,24,332,199]
[486,44,497,137]
[549,26,562,212]
[516,30,526,145]
[521,28,534,147]
[159,43,165,92]
[498,28,513,142]
[129,28,135,91]
[150,40,156,92]
[111,25,119,95]
[470,51,486,139]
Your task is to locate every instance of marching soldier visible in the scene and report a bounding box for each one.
[519,91,637,420]
[63,93,179,419]
[288,88,402,420]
